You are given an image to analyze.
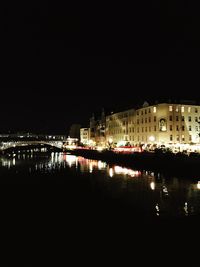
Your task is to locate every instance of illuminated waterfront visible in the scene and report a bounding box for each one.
[1,149,200,219]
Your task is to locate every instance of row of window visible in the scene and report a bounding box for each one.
[128,134,193,142]
[169,106,199,113]
[108,115,200,127]
[108,124,200,135]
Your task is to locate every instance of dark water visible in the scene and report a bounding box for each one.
[1,149,200,263]
[0,149,200,219]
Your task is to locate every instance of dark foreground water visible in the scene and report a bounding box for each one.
[1,149,200,263]
[1,150,200,219]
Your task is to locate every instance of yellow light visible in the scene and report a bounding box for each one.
[197,182,200,190]
[149,136,155,142]
[109,168,114,177]
[150,182,155,190]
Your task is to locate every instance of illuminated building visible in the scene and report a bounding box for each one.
[89,109,106,146]
[80,128,90,145]
[106,101,200,151]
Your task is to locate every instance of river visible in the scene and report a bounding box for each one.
[0,148,200,219]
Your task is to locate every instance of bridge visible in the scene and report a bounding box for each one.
[0,134,78,151]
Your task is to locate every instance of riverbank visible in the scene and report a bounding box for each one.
[67,149,200,177]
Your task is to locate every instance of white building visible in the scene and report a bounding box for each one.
[106,102,200,152]
[80,128,90,145]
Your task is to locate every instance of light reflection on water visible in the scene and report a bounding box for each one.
[0,151,200,218]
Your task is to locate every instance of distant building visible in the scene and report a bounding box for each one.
[80,128,90,145]
[69,124,81,139]
[90,109,106,146]
[106,102,200,151]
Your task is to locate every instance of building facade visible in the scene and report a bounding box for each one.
[89,109,106,146]
[106,102,200,151]
[80,128,90,145]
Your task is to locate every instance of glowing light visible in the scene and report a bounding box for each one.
[150,182,155,190]
[109,168,114,177]
[108,137,113,144]
[197,181,200,190]
[114,166,141,177]
[149,136,155,142]
[89,163,93,173]
[97,161,105,170]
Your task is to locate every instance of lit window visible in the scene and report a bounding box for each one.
[188,107,191,113]
[176,106,179,112]
[181,106,184,113]
[182,135,185,141]
[153,107,157,113]
[169,106,173,112]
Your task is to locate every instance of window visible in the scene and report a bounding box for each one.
[145,127,147,132]
[195,117,198,122]
[182,116,185,121]
[153,107,157,113]
[182,126,185,131]
[196,126,198,131]
[182,135,185,141]
[181,106,184,113]
[188,107,191,113]
[137,119,139,124]
[189,135,192,141]
[129,128,131,133]
[137,111,139,115]
[176,106,179,112]
[149,108,151,113]
[132,127,134,132]
[170,125,173,131]
[145,109,147,114]
[195,108,198,113]
[142,127,144,133]
[170,135,173,141]
[137,128,139,133]
[145,118,147,123]
[142,118,144,124]
[149,117,151,123]
[154,126,156,131]
[141,111,143,115]
[176,126,179,131]
[169,106,173,112]
[154,116,156,122]
[188,116,191,122]
[149,126,151,132]
[169,115,173,121]
[176,116,179,121]
[177,135,179,141]
[189,126,192,131]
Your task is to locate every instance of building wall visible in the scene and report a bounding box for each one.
[80,128,90,145]
[106,103,200,147]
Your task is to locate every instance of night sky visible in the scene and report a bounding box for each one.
[1,2,200,134]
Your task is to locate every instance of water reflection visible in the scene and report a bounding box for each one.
[0,151,200,218]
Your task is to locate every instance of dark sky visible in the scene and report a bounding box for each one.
[1,2,200,134]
